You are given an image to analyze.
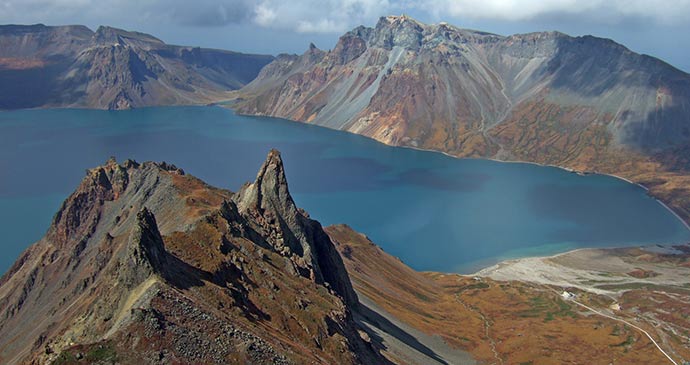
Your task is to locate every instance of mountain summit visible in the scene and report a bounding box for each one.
[235,15,690,156]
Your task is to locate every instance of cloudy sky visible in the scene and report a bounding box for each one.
[2,0,690,72]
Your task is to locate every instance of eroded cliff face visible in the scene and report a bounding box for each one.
[232,150,359,307]
[0,24,274,110]
[235,15,690,157]
[233,15,690,227]
[0,151,384,365]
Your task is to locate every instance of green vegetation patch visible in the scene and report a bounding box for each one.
[518,295,550,318]
[518,295,577,321]
[457,282,490,292]
[610,335,634,348]
[597,282,690,294]
[85,343,118,362]
[53,342,118,364]
[54,352,77,364]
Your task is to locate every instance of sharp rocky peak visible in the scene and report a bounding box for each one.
[124,207,168,283]
[234,149,295,217]
[232,150,359,307]
[0,151,384,364]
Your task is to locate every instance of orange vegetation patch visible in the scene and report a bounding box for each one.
[171,174,232,219]
[626,268,660,279]
[0,57,47,70]
[327,224,678,365]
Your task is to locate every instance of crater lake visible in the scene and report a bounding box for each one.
[1,106,689,274]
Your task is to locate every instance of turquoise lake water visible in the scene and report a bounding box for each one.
[1,106,689,274]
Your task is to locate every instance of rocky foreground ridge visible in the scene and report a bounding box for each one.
[0,151,384,364]
[1,151,689,364]
[0,24,273,110]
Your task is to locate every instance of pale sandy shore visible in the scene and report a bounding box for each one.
[476,245,690,296]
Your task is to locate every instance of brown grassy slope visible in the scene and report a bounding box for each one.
[326,224,676,365]
[489,98,690,225]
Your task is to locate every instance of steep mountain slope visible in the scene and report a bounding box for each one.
[233,15,690,223]
[327,224,690,364]
[0,24,274,110]
[236,15,690,154]
[0,151,386,364]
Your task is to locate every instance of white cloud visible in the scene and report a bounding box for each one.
[425,0,690,24]
[296,19,344,33]
[250,0,391,33]
[254,4,277,26]
[1,0,690,33]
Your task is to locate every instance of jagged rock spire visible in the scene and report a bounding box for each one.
[235,149,296,218]
[131,208,167,272]
[232,150,359,307]
[119,208,168,289]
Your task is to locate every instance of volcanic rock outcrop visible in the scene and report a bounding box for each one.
[0,151,384,364]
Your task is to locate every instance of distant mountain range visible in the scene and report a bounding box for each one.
[2,19,690,237]
[0,24,273,109]
[235,15,690,156]
[232,15,690,224]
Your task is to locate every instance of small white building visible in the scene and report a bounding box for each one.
[561,291,576,300]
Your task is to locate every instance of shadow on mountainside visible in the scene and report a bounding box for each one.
[355,302,449,365]
[159,240,271,322]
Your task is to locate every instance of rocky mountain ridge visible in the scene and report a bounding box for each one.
[0,151,384,364]
[233,14,690,225]
[236,15,690,154]
[0,24,274,110]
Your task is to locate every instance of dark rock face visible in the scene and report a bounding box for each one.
[235,15,690,157]
[123,208,168,286]
[233,150,359,307]
[0,151,383,364]
[0,24,274,110]
[331,34,368,65]
[49,158,129,246]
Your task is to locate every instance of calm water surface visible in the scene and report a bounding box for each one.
[1,106,688,274]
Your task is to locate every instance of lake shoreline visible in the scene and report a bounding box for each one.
[231,106,690,234]
[231,107,690,275]
[473,240,690,299]
[403,145,690,232]
[4,105,688,277]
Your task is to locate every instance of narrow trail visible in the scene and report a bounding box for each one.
[571,300,678,365]
[542,286,679,365]
[454,294,503,365]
